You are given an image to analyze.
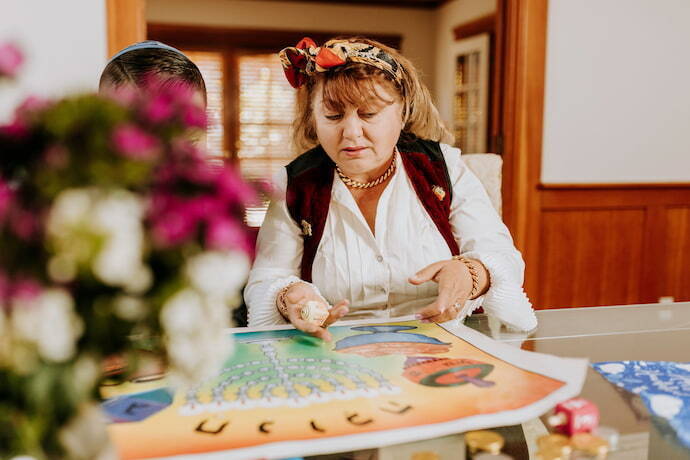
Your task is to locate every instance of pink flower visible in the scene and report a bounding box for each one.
[216,166,258,205]
[15,95,50,117]
[0,272,9,304]
[112,124,160,160]
[0,272,42,310]
[184,161,216,184]
[183,104,207,129]
[206,216,252,254]
[0,42,24,78]
[0,96,50,138]
[42,145,69,168]
[103,85,137,106]
[149,192,176,216]
[0,119,28,138]
[155,77,195,101]
[12,278,42,302]
[10,208,39,241]
[183,196,224,222]
[143,93,175,123]
[151,212,197,247]
[0,178,14,222]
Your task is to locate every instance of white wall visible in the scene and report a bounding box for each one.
[542,0,690,183]
[434,0,496,129]
[146,0,436,93]
[0,0,107,122]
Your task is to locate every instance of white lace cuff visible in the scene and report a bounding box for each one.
[247,276,327,327]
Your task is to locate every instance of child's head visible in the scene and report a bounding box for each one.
[100,41,207,107]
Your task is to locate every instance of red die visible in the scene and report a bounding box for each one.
[548,397,600,435]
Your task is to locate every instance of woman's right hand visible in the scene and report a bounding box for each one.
[281,283,349,341]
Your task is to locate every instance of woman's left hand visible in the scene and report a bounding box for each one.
[408,259,475,323]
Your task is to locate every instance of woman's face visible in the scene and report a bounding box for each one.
[313,82,403,177]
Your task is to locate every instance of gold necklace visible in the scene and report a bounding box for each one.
[336,150,397,189]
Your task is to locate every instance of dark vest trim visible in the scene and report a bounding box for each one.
[398,142,459,259]
[285,138,458,282]
[285,145,335,282]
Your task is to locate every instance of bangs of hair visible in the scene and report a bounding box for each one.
[319,65,399,114]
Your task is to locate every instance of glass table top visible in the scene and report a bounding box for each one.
[464,301,690,342]
[453,302,689,459]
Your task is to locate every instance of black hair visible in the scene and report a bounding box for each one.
[99,47,207,103]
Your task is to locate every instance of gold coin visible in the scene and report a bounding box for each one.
[465,430,504,454]
[536,448,569,460]
[411,451,440,460]
[537,434,572,455]
[570,433,609,458]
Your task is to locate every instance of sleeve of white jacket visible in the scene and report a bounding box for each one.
[441,143,537,332]
[244,168,326,327]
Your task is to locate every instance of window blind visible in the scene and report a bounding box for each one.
[183,50,226,158]
[237,53,296,181]
[238,53,297,227]
[454,52,482,153]
[184,51,297,227]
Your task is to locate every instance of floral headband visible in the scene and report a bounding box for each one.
[278,37,403,89]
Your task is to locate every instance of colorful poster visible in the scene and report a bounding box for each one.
[103,318,587,459]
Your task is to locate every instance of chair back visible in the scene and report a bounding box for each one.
[461,153,503,215]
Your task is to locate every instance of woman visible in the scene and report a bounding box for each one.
[245,37,536,340]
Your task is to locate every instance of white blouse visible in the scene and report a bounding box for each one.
[244,144,537,331]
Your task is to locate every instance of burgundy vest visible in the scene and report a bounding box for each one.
[285,137,459,282]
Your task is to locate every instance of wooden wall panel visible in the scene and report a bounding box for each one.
[530,187,690,309]
[106,0,146,57]
[663,206,690,301]
[539,209,646,309]
[499,0,690,310]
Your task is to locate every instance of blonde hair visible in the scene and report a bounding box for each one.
[291,37,453,153]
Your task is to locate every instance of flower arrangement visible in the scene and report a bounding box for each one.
[0,43,256,458]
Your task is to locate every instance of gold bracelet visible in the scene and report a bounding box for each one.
[452,255,480,299]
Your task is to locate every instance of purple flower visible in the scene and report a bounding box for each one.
[112,124,160,160]
[0,42,24,78]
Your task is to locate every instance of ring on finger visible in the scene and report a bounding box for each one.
[452,302,463,315]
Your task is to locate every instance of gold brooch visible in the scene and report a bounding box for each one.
[301,219,312,237]
[432,185,446,201]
